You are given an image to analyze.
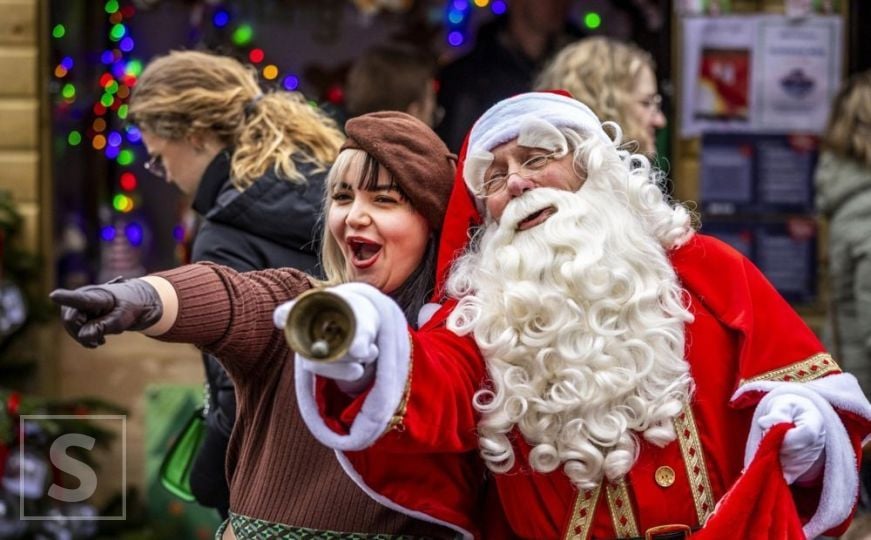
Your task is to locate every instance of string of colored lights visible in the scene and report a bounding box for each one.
[211,6,301,93]
[443,0,602,47]
[52,0,145,249]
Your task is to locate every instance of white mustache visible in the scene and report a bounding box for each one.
[498,188,566,231]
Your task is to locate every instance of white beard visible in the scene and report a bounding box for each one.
[447,185,695,490]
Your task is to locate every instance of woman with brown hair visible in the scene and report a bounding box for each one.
[128,50,344,518]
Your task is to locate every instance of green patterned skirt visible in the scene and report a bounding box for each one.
[215,512,441,540]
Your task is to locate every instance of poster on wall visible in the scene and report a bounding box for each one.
[699,133,819,214]
[755,219,818,303]
[680,15,842,136]
[701,219,817,303]
[756,17,842,131]
[681,17,755,134]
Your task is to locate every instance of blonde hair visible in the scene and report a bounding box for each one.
[822,70,871,167]
[536,37,655,152]
[129,50,344,189]
[320,150,365,286]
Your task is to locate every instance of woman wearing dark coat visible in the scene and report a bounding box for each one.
[129,50,344,518]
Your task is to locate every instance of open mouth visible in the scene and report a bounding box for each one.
[517,205,557,231]
[347,237,382,267]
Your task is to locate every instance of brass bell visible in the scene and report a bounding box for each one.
[283,288,356,362]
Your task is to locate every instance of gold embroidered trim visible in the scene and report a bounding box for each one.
[739,353,841,385]
[605,480,639,538]
[387,333,414,431]
[674,405,715,526]
[563,485,602,540]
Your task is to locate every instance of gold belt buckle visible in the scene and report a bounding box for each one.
[644,524,692,540]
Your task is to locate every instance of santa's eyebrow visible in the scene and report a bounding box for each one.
[488,148,546,169]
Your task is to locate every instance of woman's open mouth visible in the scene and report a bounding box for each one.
[347,237,382,268]
[517,205,557,231]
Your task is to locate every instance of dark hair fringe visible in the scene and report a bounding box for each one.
[390,234,438,328]
[357,154,408,200]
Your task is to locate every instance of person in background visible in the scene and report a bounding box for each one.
[436,0,579,151]
[344,43,439,127]
[815,69,871,523]
[128,49,344,519]
[50,112,472,539]
[535,36,667,157]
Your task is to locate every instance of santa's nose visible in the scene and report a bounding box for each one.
[506,174,536,197]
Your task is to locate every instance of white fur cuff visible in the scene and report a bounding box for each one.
[736,373,871,538]
[295,284,411,451]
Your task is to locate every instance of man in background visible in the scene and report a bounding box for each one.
[436,0,580,150]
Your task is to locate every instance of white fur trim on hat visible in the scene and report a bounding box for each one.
[462,92,610,194]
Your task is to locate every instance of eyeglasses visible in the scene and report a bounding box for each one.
[638,94,663,113]
[480,152,558,196]
[144,154,166,179]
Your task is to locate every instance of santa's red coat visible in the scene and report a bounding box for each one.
[304,234,871,539]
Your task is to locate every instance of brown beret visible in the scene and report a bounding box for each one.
[342,111,456,231]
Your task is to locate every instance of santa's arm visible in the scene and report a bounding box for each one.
[287,283,485,454]
[674,235,871,536]
[723,248,871,537]
[733,375,870,538]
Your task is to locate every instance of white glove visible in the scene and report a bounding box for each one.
[757,393,826,484]
[275,284,381,384]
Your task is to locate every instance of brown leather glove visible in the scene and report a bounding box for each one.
[49,277,163,348]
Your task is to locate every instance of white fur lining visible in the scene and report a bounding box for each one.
[734,373,871,539]
[295,284,411,451]
[417,302,442,328]
[466,93,608,160]
[334,450,473,540]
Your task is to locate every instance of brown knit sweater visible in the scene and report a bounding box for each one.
[155,263,453,537]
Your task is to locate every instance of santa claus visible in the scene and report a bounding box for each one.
[284,92,871,539]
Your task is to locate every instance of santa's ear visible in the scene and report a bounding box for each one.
[517,117,567,154]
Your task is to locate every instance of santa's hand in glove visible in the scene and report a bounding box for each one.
[757,393,826,484]
[275,283,381,395]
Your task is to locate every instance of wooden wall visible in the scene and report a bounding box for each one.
[0,0,48,286]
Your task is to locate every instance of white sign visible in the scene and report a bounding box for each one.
[680,15,841,136]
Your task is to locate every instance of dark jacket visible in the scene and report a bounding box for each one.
[187,150,325,515]
[436,15,582,152]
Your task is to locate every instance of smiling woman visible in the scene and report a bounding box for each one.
[326,151,430,296]
[321,112,455,322]
[49,112,462,539]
